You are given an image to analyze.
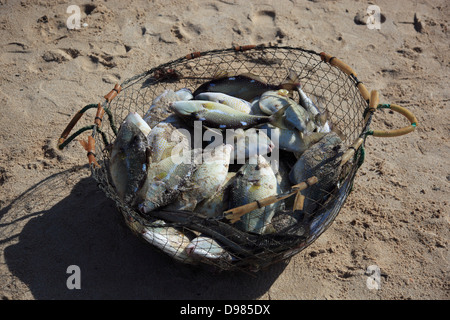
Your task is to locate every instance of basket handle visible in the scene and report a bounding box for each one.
[57,84,122,167]
[366,90,418,138]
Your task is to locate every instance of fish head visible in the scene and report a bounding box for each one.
[113,113,149,153]
[170,101,203,116]
[110,113,150,202]
[126,112,152,136]
[175,88,193,100]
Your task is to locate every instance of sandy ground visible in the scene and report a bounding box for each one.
[0,0,448,300]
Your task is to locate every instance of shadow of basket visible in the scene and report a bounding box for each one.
[0,165,288,299]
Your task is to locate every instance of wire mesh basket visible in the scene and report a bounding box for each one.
[58,45,418,272]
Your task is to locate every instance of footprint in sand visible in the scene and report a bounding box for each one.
[170,22,203,43]
[249,9,285,44]
[42,48,80,63]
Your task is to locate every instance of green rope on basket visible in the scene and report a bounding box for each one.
[103,106,118,136]
[348,141,365,193]
[58,102,117,150]
[58,125,110,149]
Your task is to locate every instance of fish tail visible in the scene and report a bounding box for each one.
[331,126,346,141]
[302,131,327,146]
[268,104,289,129]
[315,110,329,126]
[279,69,301,94]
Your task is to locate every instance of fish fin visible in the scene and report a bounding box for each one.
[239,72,265,83]
[331,126,346,141]
[315,110,329,126]
[202,125,222,137]
[213,69,230,79]
[279,69,301,94]
[287,69,300,84]
[192,112,202,121]
[268,104,290,129]
[301,132,327,146]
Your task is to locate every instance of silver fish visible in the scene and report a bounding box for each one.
[287,70,331,133]
[137,149,200,213]
[170,100,288,130]
[166,144,233,211]
[297,86,331,133]
[254,87,317,134]
[258,89,291,115]
[144,88,193,127]
[185,236,234,266]
[109,112,151,204]
[142,220,197,264]
[175,88,194,101]
[195,92,252,114]
[284,100,316,134]
[229,155,280,234]
[147,122,190,163]
[289,131,344,214]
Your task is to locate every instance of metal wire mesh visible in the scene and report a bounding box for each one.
[91,45,370,272]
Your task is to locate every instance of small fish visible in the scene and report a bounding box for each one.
[289,131,344,214]
[297,86,330,133]
[147,122,190,163]
[142,220,197,264]
[109,112,151,204]
[175,88,194,101]
[258,89,291,115]
[253,87,317,134]
[144,88,193,127]
[260,124,326,154]
[166,144,233,211]
[185,236,234,266]
[137,149,200,213]
[229,155,280,234]
[170,100,288,130]
[284,100,317,134]
[193,73,297,102]
[195,92,252,114]
[288,71,331,133]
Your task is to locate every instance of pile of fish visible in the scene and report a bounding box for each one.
[108,70,345,267]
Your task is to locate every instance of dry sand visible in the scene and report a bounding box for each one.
[0,0,448,300]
